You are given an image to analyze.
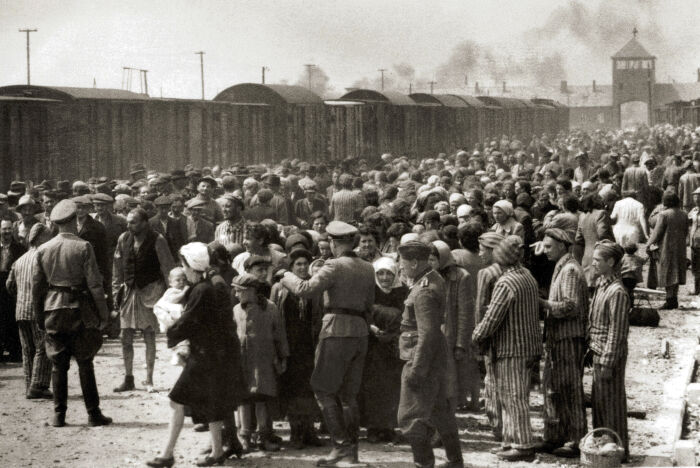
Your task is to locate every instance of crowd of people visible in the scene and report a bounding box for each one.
[1,121,700,467]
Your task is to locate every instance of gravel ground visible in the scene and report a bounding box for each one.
[1,291,698,467]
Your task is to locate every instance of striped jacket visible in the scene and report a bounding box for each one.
[542,253,588,342]
[475,263,501,324]
[589,274,630,368]
[329,189,364,223]
[472,265,542,358]
[6,248,38,321]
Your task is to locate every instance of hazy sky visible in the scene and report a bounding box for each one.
[1,0,698,98]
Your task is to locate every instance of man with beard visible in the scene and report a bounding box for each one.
[113,209,174,393]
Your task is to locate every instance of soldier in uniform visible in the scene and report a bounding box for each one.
[397,241,463,468]
[31,199,112,428]
[279,221,375,467]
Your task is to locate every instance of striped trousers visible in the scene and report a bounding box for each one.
[495,356,533,449]
[542,337,587,446]
[17,320,52,392]
[592,354,629,457]
[483,355,502,437]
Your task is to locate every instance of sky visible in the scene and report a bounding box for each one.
[1,0,699,99]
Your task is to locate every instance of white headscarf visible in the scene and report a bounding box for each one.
[373,256,402,294]
[179,242,210,272]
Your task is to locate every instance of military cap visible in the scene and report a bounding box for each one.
[170,169,187,180]
[231,273,262,290]
[154,195,172,206]
[198,175,217,187]
[73,195,94,205]
[92,193,114,204]
[50,199,77,224]
[186,198,207,209]
[16,194,36,209]
[326,221,358,239]
[397,240,431,260]
[243,255,271,271]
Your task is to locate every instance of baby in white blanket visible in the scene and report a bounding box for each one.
[153,267,190,366]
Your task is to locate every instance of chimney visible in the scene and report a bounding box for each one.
[592,80,597,93]
[502,81,507,93]
[475,82,480,94]
[560,80,568,94]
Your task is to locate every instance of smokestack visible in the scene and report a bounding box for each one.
[592,80,597,93]
[560,80,568,94]
[475,82,480,94]
[502,81,507,93]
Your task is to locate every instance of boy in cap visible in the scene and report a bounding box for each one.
[32,199,112,427]
[278,220,375,466]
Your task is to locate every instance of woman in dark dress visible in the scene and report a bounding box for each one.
[359,256,408,443]
[146,242,243,468]
[271,248,324,449]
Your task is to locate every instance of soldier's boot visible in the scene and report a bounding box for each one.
[316,406,354,467]
[51,364,68,427]
[437,433,464,468]
[113,374,135,392]
[342,403,360,462]
[289,421,305,450]
[410,440,435,468]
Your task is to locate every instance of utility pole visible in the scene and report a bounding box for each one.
[378,68,387,91]
[195,51,205,99]
[19,28,38,85]
[262,66,269,84]
[140,69,149,95]
[304,64,315,90]
[429,80,436,94]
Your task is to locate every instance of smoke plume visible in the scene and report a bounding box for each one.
[295,65,334,98]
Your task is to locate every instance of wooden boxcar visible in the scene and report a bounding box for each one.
[214,83,325,163]
[409,93,474,155]
[325,99,374,161]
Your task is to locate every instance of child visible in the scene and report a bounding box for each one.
[619,228,644,303]
[153,267,190,367]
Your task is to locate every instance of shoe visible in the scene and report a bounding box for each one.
[52,412,66,428]
[489,446,509,454]
[260,437,280,452]
[196,454,226,466]
[496,448,535,462]
[437,462,465,468]
[113,375,135,392]
[145,456,175,467]
[225,434,244,459]
[532,440,558,453]
[316,444,355,467]
[88,410,113,427]
[268,432,283,444]
[552,445,580,458]
[26,388,53,399]
[366,429,381,444]
[142,380,155,393]
[303,430,325,447]
[193,423,208,432]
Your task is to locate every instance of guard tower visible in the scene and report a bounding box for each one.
[611,28,656,127]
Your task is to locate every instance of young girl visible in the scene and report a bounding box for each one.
[153,267,190,368]
[619,226,644,302]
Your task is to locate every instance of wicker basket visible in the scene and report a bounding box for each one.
[580,427,624,468]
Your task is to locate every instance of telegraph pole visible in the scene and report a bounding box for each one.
[378,68,387,91]
[195,51,205,99]
[262,66,269,84]
[140,69,149,95]
[304,64,315,90]
[429,80,437,94]
[19,28,38,85]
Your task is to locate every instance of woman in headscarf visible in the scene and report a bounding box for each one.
[428,241,480,412]
[491,199,525,240]
[270,249,323,449]
[147,242,243,468]
[358,257,407,444]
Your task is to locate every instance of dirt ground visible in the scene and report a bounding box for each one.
[1,290,699,468]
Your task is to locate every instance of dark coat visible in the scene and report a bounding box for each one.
[149,215,187,258]
[648,207,689,288]
[167,279,243,423]
[78,216,109,287]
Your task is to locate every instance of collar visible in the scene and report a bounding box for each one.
[554,252,574,270]
[501,264,521,274]
[595,273,619,289]
[409,266,433,287]
[340,251,357,258]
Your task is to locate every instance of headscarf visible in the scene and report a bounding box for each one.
[373,256,402,294]
[449,193,467,205]
[431,240,455,270]
[493,235,523,267]
[594,240,624,266]
[179,242,210,272]
[544,227,573,246]
[479,231,505,249]
[493,199,514,218]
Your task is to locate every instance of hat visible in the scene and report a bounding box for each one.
[113,183,131,194]
[198,176,217,187]
[9,180,26,192]
[57,180,71,193]
[186,198,207,210]
[244,255,271,270]
[179,242,210,272]
[72,195,93,206]
[27,223,49,247]
[289,248,313,263]
[92,193,114,204]
[97,176,109,184]
[644,158,656,166]
[326,221,358,239]
[493,235,523,266]
[263,173,281,187]
[170,169,187,180]
[16,194,36,209]
[220,193,245,209]
[544,228,573,246]
[130,163,146,175]
[154,195,172,206]
[231,273,262,291]
[456,204,471,218]
[397,240,431,260]
[50,199,77,224]
[151,176,167,186]
[479,232,505,249]
[285,233,312,252]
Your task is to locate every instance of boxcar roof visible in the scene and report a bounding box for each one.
[477,96,529,108]
[0,85,149,101]
[409,93,467,107]
[339,89,416,106]
[214,83,323,105]
[451,95,489,108]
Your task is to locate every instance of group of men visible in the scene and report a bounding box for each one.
[0,121,699,467]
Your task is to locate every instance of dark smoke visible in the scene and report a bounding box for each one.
[295,65,334,98]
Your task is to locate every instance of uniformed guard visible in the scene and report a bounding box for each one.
[32,199,112,428]
[280,220,375,467]
[397,241,463,468]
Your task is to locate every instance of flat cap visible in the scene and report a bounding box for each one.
[198,176,217,187]
[231,273,262,290]
[154,195,172,206]
[92,193,114,204]
[9,180,26,191]
[50,199,77,224]
[244,255,271,270]
[186,198,207,209]
[326,220,358,239]
[220,193,245,208]
[397,240,431,260]
[73,195,94,205]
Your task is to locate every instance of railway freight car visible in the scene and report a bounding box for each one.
[214,83,326,162]
[409,93,473,155]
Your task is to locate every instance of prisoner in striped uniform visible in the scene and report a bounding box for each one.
[5,223,54,398]
[589,240,631,460]
[475,231,504,440]
[329,174,365,224]
[539,228,588,457]
[473,235,542,462]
